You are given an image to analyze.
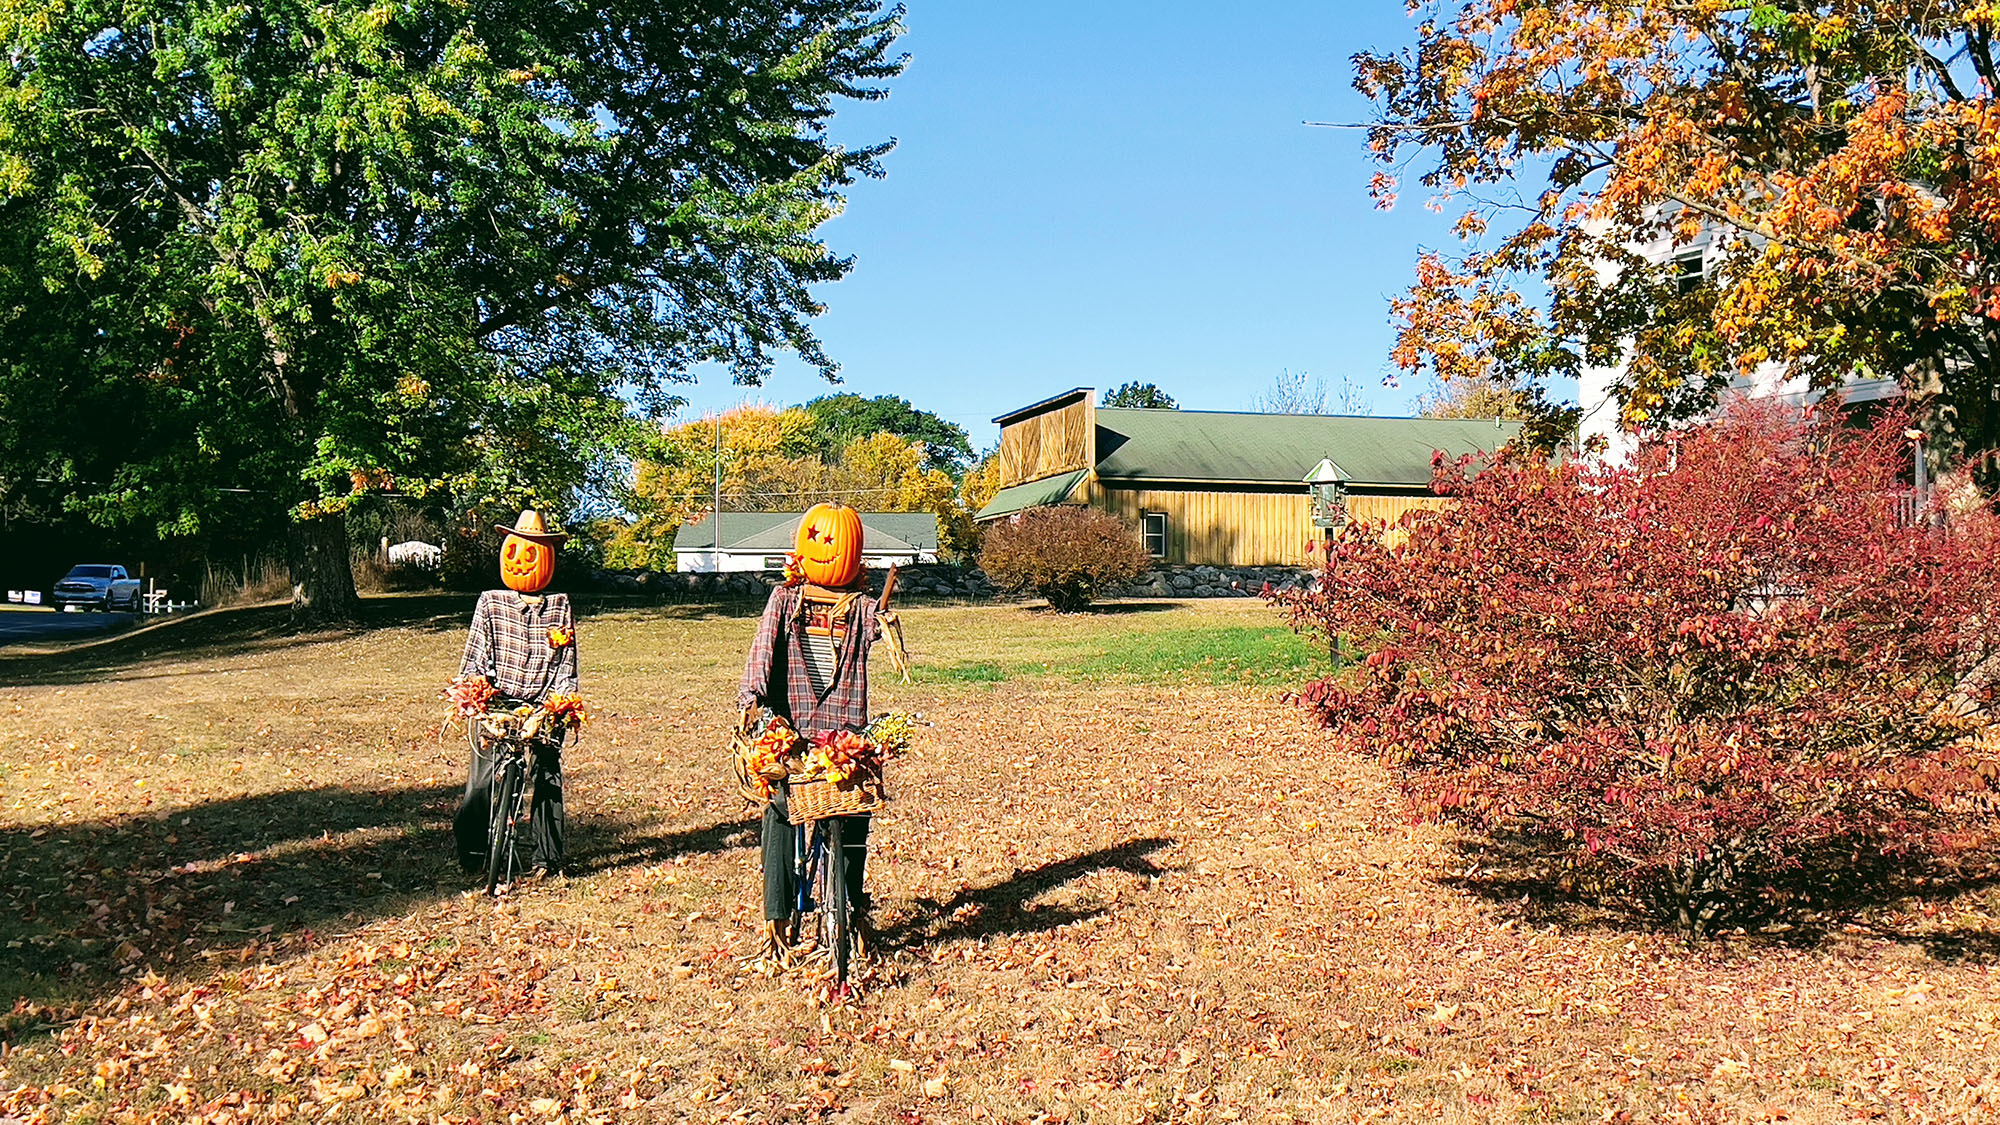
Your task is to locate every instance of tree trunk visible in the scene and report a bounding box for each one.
[288,511,361,627]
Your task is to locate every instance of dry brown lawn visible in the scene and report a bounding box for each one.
[2,595,1998,1124]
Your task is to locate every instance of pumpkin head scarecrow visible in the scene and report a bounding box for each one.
[792,502,865,588]
[497,509,563,593]
[738,505,910,968]
[449,509,581,882]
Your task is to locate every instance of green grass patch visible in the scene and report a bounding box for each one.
[1071,625,1332,685]
[916,660,1011,685]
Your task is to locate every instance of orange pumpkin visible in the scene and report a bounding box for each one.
[794,503,864,588]
[494,509,567,593]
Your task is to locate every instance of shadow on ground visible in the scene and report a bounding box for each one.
[883,836,1174,947]
[0,782,755,1033]
[1439,830,2000,959]
[1012,601,1182,616]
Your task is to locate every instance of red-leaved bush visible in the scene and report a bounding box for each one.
[1272,402,2000,939]
[978,505,1150,613]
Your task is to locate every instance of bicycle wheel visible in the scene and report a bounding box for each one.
[486,748,523,895]
[816,819,850,984]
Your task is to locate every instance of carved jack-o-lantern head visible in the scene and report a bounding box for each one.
[794,503,863,588]
[493,509,567,593]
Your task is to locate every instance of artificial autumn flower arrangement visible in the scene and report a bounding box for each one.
[738,708,918,797]
[542,692,589,731]
[443,675,497,717]
[780,552,808,587]
[740,708,800,799]
[442,675,587,736]
[805,711,918,786]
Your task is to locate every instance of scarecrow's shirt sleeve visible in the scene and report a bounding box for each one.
[554,595,580,695]
[459,591,495,680]
[738,586,787,709]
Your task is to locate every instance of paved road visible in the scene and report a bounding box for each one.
[0,607,140,647]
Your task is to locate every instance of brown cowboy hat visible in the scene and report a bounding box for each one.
[493,509,570,546]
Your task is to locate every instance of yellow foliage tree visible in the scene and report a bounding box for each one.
[942,454,1007,559]
[1412,378,1533,421]
[618,406,978,566]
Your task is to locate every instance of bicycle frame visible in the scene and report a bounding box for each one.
[787,815,857,985]
[485,739,530,894]
[468,708,567,895]
[790,820,819,915]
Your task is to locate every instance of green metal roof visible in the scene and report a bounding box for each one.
[974,470,1087,521]
[1092,408,1521,487]
[674,511,938,552]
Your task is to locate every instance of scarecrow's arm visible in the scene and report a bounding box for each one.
[459,592,495,680]
[737,586,787,709]
[552,597,579,695]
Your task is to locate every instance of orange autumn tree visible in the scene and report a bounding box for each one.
[1356,2,2000,469]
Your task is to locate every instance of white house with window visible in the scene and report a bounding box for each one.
[672,511,938,573]
[1578,220,1901,463]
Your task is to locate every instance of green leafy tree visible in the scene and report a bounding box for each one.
[1099,382,1178,409]
[798,394,974,475]
[0,0,905,622]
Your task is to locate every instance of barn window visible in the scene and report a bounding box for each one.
[1141,511,1168,558]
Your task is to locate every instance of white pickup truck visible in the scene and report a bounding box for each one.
[50,564,144,611]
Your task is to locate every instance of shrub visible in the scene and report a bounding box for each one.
[1271,402,2000,939]
[977,505,1150,612]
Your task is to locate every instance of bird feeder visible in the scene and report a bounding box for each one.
[1305,458,1349,529]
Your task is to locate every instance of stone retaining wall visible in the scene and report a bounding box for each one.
[573,562,1311,602]
[1118,564,1314,599]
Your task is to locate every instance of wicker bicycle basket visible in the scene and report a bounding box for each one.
[730,725,782,806]
[785,764,886,824]
[729,712,889,820]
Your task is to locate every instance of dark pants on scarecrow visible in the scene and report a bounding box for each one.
[453,731,565,875]
[762,782,870,922]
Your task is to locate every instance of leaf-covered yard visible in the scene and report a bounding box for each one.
[2,598,1997,1123]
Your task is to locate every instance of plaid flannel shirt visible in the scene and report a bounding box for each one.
[459,590,579,702]
[737,584,879,735]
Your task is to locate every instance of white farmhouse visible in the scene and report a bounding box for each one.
[672,511,938,574]
[1576,221,1902,463]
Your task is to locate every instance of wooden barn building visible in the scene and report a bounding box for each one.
[974,388,1522,567]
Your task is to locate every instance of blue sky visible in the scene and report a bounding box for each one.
[673,2,1491,450]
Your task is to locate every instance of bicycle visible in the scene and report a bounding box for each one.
[739,711,921,988]
[782,808,864,986]
[468,704,565,895]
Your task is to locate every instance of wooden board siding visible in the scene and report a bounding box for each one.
[1347,494,1448,528]
[1087,484,1308,566]
[998,399,1093,487]
[1087,483,1448,566]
